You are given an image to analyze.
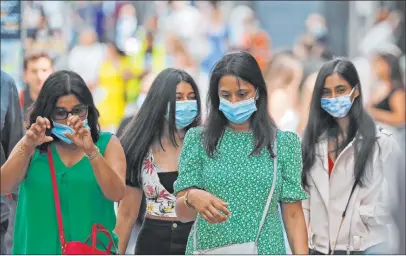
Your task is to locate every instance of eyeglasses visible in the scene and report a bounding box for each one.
[52,105,88,121]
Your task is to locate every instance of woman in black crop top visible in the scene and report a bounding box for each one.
[367,52,405,128]
[114,68,202,254]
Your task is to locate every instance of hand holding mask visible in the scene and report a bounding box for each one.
[51,117,95,155]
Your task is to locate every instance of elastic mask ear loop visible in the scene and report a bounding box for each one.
[254,90,259,100]
[350,85,358,103]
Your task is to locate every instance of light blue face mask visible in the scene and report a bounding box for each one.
[165,100,198,129]
[51,119,91,144]
[219,95,258,124]
[321,88,356,118]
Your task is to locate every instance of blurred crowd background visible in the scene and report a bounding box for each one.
[1,0,405,253]
[2,0,405,136]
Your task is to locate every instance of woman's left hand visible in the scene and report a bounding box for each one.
[64,115,96,155]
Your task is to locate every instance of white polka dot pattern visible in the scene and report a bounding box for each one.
[174,127,309,255]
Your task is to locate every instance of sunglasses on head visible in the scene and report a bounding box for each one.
[52,105,88,121]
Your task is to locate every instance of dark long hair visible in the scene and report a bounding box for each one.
[203,51,277,158]
[28,70,100,152]
[301,57,377,189]
[120,68,202,186]
[376,52,404,89]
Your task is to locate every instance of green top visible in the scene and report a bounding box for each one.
[12,132,118,254]
[174,128,308,255]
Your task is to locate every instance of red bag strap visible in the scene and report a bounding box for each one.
[91,224,119,254]
[47,149,67,251]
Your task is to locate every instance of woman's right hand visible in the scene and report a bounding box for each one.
[188,189,231,224]
[23,116,53,149]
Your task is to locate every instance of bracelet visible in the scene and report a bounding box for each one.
[18,143,27,156]
[183,189,194,208]
[19,143,33,157]
[86,146,100,161]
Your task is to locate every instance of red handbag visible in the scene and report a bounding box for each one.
[47,149,118,255]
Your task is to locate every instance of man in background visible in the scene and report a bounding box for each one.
[0,71,25,254]
[19,53,54,115]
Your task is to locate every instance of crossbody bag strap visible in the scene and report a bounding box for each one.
[47,148,67,250]
[254,138,278,245]
[193,137,278,252]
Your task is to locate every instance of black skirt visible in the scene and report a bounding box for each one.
[135,218,194,255]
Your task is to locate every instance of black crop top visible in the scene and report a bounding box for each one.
[374,88,401,112]
[157,172,178,194]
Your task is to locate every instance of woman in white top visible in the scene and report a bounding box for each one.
[301,57,399,254]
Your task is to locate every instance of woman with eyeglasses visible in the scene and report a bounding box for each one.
[301,57,399,254]
[0,70,126,254]
[114,68,202,254]
[174,52,309,254]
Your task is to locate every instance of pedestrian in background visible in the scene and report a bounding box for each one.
[19,53,54,115]
[0,71,25,254]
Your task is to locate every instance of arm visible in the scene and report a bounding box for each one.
[280,132,309,254]
[176,188,230,224]
[87,136,126,202]
[368,90,406,126]
[1,138,34,194]
[1,117,53,194]
[174,129,229,224]
[282,202,309,254]
[114,186,143,254]
[176,189,197,223]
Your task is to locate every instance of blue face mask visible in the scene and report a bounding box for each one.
[219,96,257,124]
[51,119,91,144]
[165,100,198,129]
[321,88,356,118]
[310,24,328,38]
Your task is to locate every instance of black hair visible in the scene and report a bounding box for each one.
[203,51,277,158]
[120,68,202,186]
[301,57,377,189]
[376,52,404,89]
[28,70,100,153]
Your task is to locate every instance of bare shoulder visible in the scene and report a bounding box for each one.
[105,134,125,153]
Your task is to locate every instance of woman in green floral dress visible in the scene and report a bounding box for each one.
[174,52,309,254]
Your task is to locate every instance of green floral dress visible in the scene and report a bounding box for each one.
[174,128,308,255]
